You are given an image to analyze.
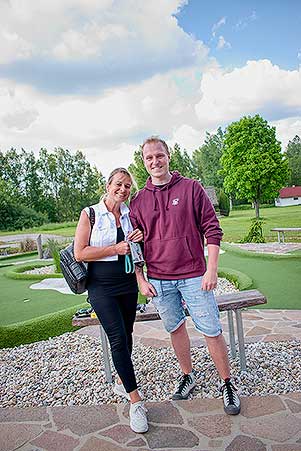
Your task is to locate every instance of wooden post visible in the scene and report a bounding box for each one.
[36,234,43,258]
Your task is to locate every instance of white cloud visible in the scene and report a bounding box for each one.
[271,116,301,149]
[212,17,226,37]
[195,59,301,128]
[216,35,231,50]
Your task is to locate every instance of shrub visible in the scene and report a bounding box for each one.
[241,218,265,243]
[218,190,230,216]
[0,199,47,231]
[20,238,36,252]
[46,239,62,273]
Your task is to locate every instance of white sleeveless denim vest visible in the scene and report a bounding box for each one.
[84,200,133,262]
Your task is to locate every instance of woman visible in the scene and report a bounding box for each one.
[74,168,148,433]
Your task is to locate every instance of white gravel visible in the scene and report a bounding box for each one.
[1,333,300,407]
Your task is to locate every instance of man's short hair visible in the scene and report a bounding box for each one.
[141,136,170,155]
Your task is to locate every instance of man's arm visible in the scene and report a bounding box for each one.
[201,244,219,291]
[135,265,157,297]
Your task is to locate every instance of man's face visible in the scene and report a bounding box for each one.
[142,142,170,179]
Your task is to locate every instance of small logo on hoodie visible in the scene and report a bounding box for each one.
[172,198,179,206]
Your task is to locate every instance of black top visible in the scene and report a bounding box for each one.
[88,227,138,296]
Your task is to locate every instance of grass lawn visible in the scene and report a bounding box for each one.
[1,205,300,243]
[220,205,301,242]
[219,249,301,309]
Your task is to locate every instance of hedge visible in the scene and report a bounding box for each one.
[5,261,63,281]
[218,267,253,291]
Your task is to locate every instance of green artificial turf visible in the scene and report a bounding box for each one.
[220,205,301,242]
[218,248,301,309]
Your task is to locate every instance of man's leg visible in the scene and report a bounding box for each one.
[170,322,192,374]
[205,333,230,380]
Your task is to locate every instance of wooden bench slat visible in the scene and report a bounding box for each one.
[72,289,267,326]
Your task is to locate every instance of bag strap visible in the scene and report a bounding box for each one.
[88,207,95,244]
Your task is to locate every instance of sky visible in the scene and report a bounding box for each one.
[0,0,300,177]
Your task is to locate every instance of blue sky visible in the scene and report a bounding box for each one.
[177,0,301,70]
[0,0,300,175]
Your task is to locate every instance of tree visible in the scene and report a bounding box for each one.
[221,114,289,218]
[192,128,224,187]
[285,135,301,186]
[128,147,149,190]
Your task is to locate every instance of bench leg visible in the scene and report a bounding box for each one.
[277,231,281,243]
[282,231,285,243]
[227,311,236,358]
[99,325,113,383]
[234,310,247,372]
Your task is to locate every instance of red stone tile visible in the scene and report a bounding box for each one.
[263,334,294,342]
[241,412,301,442]
[78,437,126,451]
[0,407,48,423]
[31,430,80,451]
[0,423,42,451]
[188,414,232,438]
[101,425,136,444]
[225,435,266,451]
[241,395,286,418]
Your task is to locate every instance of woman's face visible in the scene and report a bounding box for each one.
[106,172,132,203]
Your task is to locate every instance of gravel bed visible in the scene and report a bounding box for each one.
[25,265,56,275]
[1,333,300,407]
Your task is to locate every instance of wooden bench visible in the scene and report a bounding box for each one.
[72,289,267,382]
[271,227,301,243]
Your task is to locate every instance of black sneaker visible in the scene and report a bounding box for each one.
[172,373,196,400]
[221,379,241,415]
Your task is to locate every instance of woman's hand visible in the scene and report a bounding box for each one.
[115,241,130,255]
[127,228,143,242]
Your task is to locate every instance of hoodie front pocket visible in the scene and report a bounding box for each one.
[145,236,194,273]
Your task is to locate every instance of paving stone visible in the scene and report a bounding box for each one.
[126,438,146,447]
[241,412,301,442]
[0,423,42,451]
[147,401,184,424]
[284,393,301,402]
[285,399,301,413]
[101,425,136,444]
[263,334,294,342]
[139,337,169,348]
[51,405,119,436]
[271,446,301,451]
[188,414,232,438]
[225,435,266,451]
[174,398,221,414]
[246,326,273,336]
[241,395,286,417]
[78,437,126,451]
[0,407,48,423]
[30,430,80,451]
[145,425,199,449]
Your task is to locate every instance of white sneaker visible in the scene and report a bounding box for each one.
[129,401,148,433]
[113,381,130,400]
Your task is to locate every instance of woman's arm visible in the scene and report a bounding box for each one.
[74,210,129,262]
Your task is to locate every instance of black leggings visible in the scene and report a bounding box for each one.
[89,291,138,393]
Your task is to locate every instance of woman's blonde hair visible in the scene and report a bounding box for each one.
[101,167,137,201]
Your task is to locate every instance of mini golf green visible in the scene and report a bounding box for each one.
[219,247,301,309]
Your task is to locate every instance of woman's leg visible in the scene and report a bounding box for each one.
[117,292,138,356]
[89,292,138,394]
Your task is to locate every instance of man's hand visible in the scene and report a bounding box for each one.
[138,279,157,297]
[127,228,143,242]
[201,268,218,291]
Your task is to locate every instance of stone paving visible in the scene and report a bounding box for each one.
[0,393,300,450]
[1,309,301,450]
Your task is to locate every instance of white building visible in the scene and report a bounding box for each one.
[275,186,301,207]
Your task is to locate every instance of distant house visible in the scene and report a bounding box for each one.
[275,186,301,207]
[204,186,218,207]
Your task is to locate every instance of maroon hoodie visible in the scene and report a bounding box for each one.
[129,171,223,280]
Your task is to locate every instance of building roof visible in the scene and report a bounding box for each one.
[279,186,301,198]
[204,186,218,206]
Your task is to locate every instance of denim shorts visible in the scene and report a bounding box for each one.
[149,276,222,337]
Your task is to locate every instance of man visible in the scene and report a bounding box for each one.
[130,137,240,415]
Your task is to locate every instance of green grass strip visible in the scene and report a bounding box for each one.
[5,262,63,281]
[0,304,86,349]
[218,267,253,291]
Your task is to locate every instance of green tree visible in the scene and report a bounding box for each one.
[285,135,301,186]
[128,147,149,190]
[221,114,289,218]
[192,128,224,187]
